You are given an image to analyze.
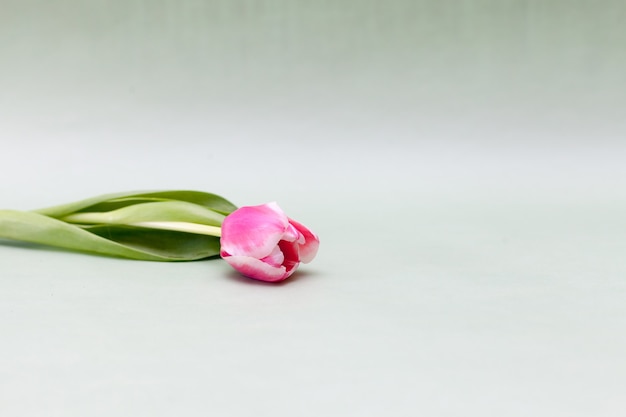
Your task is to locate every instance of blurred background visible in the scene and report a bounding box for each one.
[2,0,625,208]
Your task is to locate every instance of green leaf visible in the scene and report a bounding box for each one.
[0,190,236,261]
[35,190,238,218]
[84,225,220,260]
[61,201,226,228]
[0,210,212,261]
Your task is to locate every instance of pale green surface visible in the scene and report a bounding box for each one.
[1,1,626,416]
[1,195,626,417]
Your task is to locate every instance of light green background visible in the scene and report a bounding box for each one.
[2,1,625,203]
[1,2,625,416]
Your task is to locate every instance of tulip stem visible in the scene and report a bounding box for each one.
[131,221,222,237]
[62,213,222,237]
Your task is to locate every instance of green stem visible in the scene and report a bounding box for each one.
[62,213,222,237]
[130,221,222,237]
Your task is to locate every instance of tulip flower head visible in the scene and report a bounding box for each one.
[220,202,319,282]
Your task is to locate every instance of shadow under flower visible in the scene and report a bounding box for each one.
[224,269,321,286]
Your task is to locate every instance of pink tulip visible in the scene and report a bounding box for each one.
[220,202,319,282]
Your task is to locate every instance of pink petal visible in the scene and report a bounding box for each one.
[282,223,301,243]
[288,218,320,263]
[278,239,300,275]
[220,203,289,259]
[224,255,290,282]
[260,245,284,268]
[263,201,286,217]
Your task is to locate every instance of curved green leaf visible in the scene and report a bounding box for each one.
[35,190,238,218]
[61,201,226,228]
[1,190,237,261]
[0,209,218,261]
[84,225,220,259]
